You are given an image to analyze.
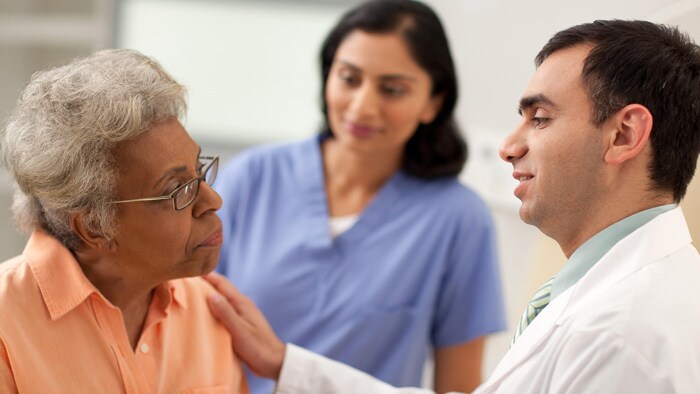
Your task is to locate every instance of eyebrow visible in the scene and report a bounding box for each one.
[518,94,557,115]
[336,60,417,82]
[152,146,202,190]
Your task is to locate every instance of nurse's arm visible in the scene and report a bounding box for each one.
[434,337,485,393]
[204,273,449,394]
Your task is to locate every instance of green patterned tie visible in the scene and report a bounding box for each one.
[511,276,555,345]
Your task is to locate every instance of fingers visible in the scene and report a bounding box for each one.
[203,273,265,327]
[203,272,244,300]
[207,293,249,336]
[204,274,272,326]
[203,272,249,311]
[202,271,230,290]
[203,272,286,379]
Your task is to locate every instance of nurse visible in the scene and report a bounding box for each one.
[215,1,505,392]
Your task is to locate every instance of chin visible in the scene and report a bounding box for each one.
[176,255,219,279]
[196,256,219,277]
[518,204,540,227]
[202,259,219,275]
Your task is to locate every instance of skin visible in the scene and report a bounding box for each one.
[322,30,442,216]
[72,119,223,348]
[434,338,485,393]
[323,30,482,392]
[499,44,672,257]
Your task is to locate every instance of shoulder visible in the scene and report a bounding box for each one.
[0,256,32,299]
[590,245,700,325]
[0,256,38,331]
[166,277,230,332]
[403,175,489,209]
[563,252,700,367]
[401,175,494,228]
[215,137,319,206]
[545,329,677,393]
[570,260,700,331]
[219,136,318,178]
[170,276,218,303]
[0,255,24,275]
[163,277,246,386]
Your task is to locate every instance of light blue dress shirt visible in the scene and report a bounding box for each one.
[215,136,506,393]
[551,204,677,300]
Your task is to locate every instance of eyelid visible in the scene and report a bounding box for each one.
[518,107,534,119]
[532,116,551,128]
[381,85,407,96]
[338,71,359,83]
[337,66,356,76]
[163,181,182,197]
[167,168,197,193]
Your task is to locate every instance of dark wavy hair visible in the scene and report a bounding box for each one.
[319,0,466,179]
[537,20,700,202]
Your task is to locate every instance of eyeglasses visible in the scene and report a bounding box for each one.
[109,156,219,211]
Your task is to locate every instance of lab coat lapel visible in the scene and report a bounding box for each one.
[479,287,572,390]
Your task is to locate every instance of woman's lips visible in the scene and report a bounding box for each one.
[345,121,378,138]
[199,229,223,247]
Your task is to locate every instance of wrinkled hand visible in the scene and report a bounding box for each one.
[204,272,286,380]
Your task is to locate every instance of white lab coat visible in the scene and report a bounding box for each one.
[275,207,700,394]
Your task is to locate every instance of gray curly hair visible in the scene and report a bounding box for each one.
[1,48,187,250]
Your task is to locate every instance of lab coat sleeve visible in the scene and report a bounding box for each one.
[549,331,674,393]
[275,344,445,394]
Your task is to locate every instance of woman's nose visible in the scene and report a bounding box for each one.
[348,83,380,119]
[193,181,223,217]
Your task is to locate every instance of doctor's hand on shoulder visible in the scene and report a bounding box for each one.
[204,273,444,394]
[204,273,286,380]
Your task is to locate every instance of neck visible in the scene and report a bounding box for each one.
[321,138,402,216]
[556,193,674,257]
[75,251,155,349]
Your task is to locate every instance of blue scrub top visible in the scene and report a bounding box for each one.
[216,136,506,392]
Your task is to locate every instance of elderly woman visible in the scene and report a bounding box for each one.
[0,49,247,393]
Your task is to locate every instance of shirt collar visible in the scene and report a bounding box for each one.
[550,204,677,300]
[26,230,187,320]
[163,278,188,310]
[26,230,98,320]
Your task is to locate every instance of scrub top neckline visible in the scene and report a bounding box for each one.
[299,135,409,248]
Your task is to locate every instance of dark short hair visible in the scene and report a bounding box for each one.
[536,20,700,202]
[319,0,466,179]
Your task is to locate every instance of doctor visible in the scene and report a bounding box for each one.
[206,19,700,393]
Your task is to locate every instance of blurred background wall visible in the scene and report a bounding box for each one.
[1,0,699,383]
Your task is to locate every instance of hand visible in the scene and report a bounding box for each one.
[204,272,286,380]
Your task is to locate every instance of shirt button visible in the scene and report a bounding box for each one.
[140,343,149,353]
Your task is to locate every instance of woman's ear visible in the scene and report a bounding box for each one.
[604,104,653,164]
[69,213,115,252]
[419,93,445,124]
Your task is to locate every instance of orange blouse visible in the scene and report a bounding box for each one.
[0,230,247,393]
